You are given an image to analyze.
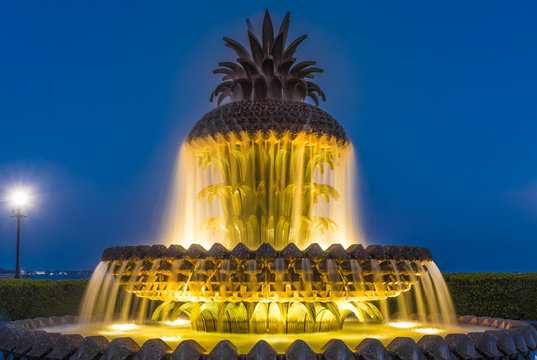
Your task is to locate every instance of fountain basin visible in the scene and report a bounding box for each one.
[1,315,536,359]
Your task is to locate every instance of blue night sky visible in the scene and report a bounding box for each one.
[1,1,536,272]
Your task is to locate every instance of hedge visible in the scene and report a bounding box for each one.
[0,274,536,321]
[443,273,537,321]
[0,279,88,321]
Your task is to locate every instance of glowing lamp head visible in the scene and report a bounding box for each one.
[11,190,29,207]
[7,187,33,213]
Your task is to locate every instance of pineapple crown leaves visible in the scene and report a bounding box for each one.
[210,9,326,106]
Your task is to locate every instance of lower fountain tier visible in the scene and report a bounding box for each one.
[101,243,432,303]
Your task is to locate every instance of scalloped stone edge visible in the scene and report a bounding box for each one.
[1,315,536,359]
[101,243,433,262]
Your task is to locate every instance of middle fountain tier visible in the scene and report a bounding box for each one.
[96,243,440,333]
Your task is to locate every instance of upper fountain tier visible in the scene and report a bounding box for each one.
[188,99,348,142]
[187,10,348,142]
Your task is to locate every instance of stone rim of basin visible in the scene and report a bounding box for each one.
[1,315,536,359]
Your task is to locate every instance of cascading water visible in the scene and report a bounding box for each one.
[79,253,456,329]
[161,131,362,251]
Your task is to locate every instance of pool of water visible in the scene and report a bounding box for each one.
[44,320,488,352]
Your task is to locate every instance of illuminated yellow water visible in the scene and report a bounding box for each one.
[47,320,486,353]
[160,132,362,250]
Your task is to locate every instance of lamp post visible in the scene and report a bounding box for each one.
[9,189,30,279]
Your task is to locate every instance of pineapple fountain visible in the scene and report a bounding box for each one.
[80,9,454,335]
[1,10,537,360]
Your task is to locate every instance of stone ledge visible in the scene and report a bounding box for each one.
[1,315,536,359]
[101,243,433,262]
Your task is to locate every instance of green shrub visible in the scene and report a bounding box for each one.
[0,279,89,321]
[443,273,537,321]
[0,274,536,322]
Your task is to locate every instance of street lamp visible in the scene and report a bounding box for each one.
[8,188,31,279]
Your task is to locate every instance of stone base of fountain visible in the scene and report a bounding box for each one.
[1,315,536,359]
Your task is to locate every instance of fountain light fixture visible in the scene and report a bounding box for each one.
[415,327,442,334]
[388,321,416,329]
[164,319,191,326]
[108,323,138,332]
